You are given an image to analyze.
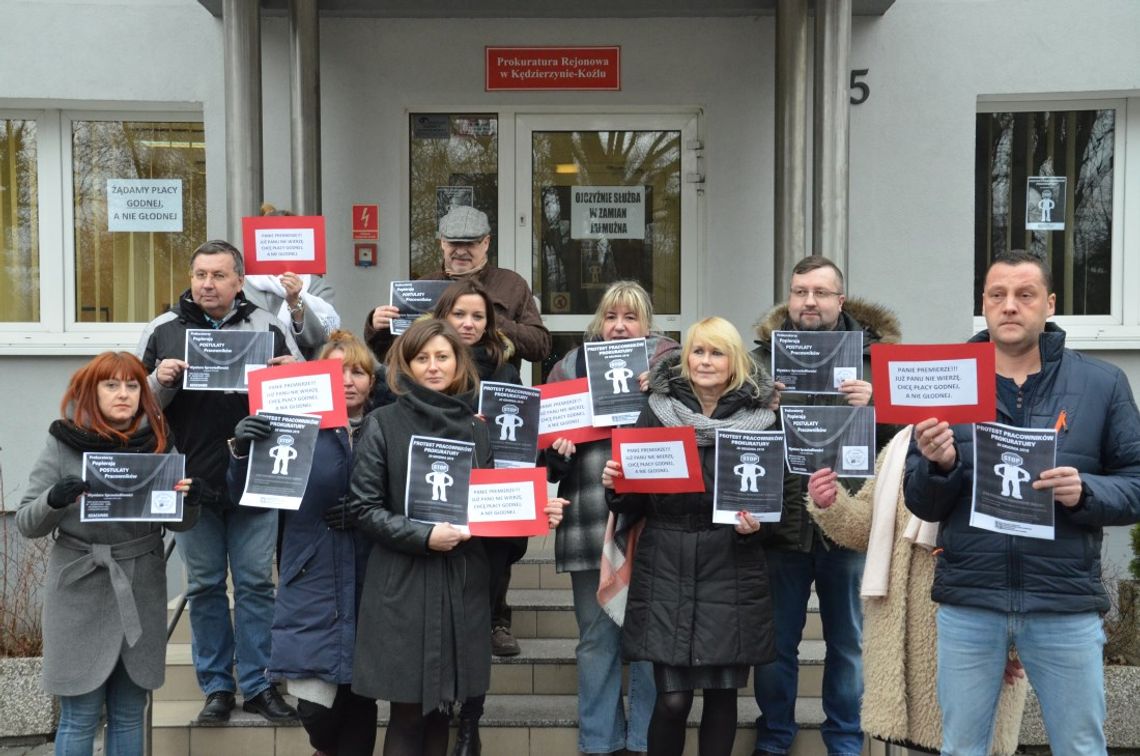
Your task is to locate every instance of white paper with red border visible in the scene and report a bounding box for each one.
[612,426,703,495]
[467,467,550,537]
[537,378,611,447]
[247,359,347,429]
[241,215,327,275]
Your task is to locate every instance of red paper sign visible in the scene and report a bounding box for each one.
[871,342,997,425]
[241,215,327,275]
[486,46,621,91]
[247,359,347,429]
[612,426,703,495]
[352,204,379,240]
[467,467,550,537]
[537,378,612,448]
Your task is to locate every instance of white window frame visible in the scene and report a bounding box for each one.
[974,96,1137,349]
[0,106,203,355]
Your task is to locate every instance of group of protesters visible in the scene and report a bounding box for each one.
[18,202,1140,756]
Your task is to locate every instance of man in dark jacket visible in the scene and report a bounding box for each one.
[136,240,301,725]
[906,250,1140,754]
[751,256,900,756]
[364,206,551,371]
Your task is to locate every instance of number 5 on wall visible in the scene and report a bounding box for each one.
[850,68,870,105]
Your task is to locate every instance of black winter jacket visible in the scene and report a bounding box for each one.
[904,324,1140,614]
[606,356,777,669]
[752,298,901,552]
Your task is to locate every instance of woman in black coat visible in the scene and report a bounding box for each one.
[602,317,779,756]
[227,330,379,756]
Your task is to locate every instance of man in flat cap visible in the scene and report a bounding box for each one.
[365,205,551,370]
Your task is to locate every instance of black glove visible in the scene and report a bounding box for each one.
[231,415,274,456]
[323,498,359,531]
[180,478,218,510]
[47,476,88,509]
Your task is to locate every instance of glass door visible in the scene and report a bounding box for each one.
[515,113,700,381]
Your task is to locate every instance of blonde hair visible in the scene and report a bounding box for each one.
[585,280,654,339]
[680,317,758,396]
[319,329,376,381]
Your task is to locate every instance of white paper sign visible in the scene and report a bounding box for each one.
[255,228,316,262]
[468,481,536,523]
[620,440,688,479]
[107,179,183,232]
[888,359,978,406]
[257,374,335,414]
[570,185,646,240]
[539,391,594,436]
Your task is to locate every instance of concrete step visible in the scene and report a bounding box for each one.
[150,694,871,756]
[157,638,828,701]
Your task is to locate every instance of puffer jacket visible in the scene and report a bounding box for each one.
[904,324,1140,614]
[545,334,681,573]
[605,354,777,668]
[752,298,901,552]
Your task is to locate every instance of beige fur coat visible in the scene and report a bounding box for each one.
[807,429,1027,755]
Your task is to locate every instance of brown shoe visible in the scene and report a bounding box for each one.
[491,625,521,656]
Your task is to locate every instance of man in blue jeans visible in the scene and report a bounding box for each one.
[751,256,901,755]
[906,250,1140,754]
[138,240,301,724]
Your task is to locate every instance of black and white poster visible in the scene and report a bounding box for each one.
[478,381,541,468]
[436,185,474,225]
[712,429,786,524]
[240,412,321,510]
[584,337,651,427]
[781,405,876,478]
[1025,176,1067,231]
[81,452,185,522]
[183,329,274,392]
[389,280,453,336]
[771,330,863,394]
[405,435,475,526]
[971,422,1058,540]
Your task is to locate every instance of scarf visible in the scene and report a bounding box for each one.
[442,256,490,279]
[648,392,776,446]
[49,418,161,454]
[243,274,341,335]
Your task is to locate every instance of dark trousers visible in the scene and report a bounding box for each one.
[296,684,378,756]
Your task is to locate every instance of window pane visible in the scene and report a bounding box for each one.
[409,114,499,279]
[0,119,39,322]
[974,109,1113,315]
[72,120,206,323]
[532,130,682,316]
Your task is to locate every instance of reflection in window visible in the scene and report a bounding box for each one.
[974,109,1113,315]
[0,119,39,322]
[409,114,498,279]
[532,130,681,317]
[72,120,206,323]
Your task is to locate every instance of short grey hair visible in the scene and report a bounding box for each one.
[190,240,244,277]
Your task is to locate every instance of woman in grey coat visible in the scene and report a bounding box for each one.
[17,352,204,756]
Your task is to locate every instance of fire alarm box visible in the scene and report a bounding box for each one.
[354,243,376,268]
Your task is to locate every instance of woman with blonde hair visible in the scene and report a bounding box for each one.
[602,317,778,756]
[18,352,205,756]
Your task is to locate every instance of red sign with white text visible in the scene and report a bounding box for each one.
[871,342,997,426]
[247,359,347,430]
[486,46,621,91]
[537,378,611,448]
[353,204,379,240]
[242,215,326,275]
[612,426,703,495]
[467,467,550,538]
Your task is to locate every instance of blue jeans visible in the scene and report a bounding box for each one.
[177,505,277,698]
[55,660,147,756]
[753,545,864,756]
[937,604,1106,756]
[571,569,656,753]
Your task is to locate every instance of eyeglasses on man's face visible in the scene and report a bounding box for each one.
[789,287,842,301]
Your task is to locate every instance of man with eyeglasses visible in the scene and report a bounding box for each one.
[137,240,302,725]
[751,255,900,756]
[905,250,1140,754]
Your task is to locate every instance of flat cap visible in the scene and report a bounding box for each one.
[438,206,491,242]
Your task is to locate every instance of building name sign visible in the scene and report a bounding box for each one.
[485,46,620,91]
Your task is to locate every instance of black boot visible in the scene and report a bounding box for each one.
[452,716,481,756]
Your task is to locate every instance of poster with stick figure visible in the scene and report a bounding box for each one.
[1025,176,1067,231]
[971,422,1057,539]
[405,435,475,525]
[240,411,321,510]
[478,381,541,468]
[712,429,786,524]
[584,337,651,427]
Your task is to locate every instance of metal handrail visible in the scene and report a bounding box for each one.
[146,535,186,756]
